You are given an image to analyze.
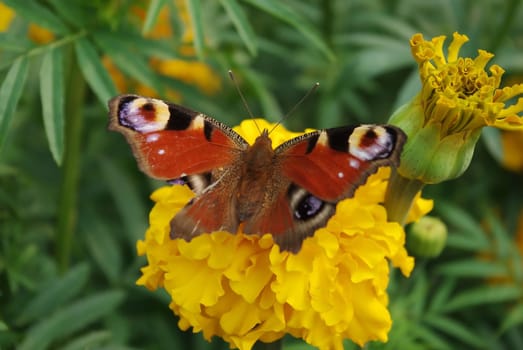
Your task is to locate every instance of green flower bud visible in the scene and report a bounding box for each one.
[407,216,447,257]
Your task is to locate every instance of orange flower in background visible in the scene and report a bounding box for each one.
[136,120,432,350]
[108,1,221,98]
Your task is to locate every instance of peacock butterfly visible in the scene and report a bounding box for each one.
[108,94,406,253]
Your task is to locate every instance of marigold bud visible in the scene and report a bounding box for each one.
[407,216,447,257]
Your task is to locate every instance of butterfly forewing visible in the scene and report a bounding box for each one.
[108,94,248,180]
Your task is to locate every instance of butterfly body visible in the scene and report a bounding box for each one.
[109,94,406,252]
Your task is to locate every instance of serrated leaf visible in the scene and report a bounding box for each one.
[184,0,205,59]
[0,56,29,150]
[242,0,334,61]
[442,285,521,312]
[40,47,65,165]
[219,0,258,55]
[424,314,485,348]
[2,0,68,35]
[19,290,125,350]
[143,0,169,35]
[437,259,507,278]
[74,37,117,105]
[94,32,163,95]
[16,264,90,325]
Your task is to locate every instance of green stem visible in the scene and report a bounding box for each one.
[56,50,86,272]
[253,339,282,350]
[384,169,424,226]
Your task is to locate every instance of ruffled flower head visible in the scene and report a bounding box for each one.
[389,32,523,184]
[136,119,432,350]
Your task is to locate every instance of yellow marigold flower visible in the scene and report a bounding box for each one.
[0,3,15,31]
[136,120,432,350]
[390,32,523,184]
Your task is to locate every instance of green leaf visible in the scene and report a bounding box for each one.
[99,158,148,246]
[40,47,65,165]
[59,330,112,350]
[94,32,163,95]
[442,285,521,312]
[185,0,205,59]
[19,290,125,350]
[219,0,258,55]
[16,264,90,326]
[500,303,523,334]
[435,201,490,251]
[81,210,122,283]
[143,0,169,35]
[0,33,33,52]
[437,259,507,278]
[0,56,29,150]
[74,37,117,105]
[242,0,335,61]
[424,314,485,348]
[2,0,68,35]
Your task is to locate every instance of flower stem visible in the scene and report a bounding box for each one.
[384,169,424,226]
[56,50,86,272]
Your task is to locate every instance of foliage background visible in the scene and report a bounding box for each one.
[1,0,522,349]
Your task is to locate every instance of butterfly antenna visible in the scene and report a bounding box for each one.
[228,70,262,134]
[268,82,320,135]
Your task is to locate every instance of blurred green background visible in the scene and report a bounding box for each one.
[1,0,522,349]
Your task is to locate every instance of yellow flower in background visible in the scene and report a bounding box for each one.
[0,3,15,31]
[108,1,221,98]
[389,32,523,184]
[136,120,432,350]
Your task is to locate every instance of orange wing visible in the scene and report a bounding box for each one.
[108,95,248,180]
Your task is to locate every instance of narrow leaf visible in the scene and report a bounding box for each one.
[81,210,122,283]
[143,0,169,34]
[2,0,68,35]
[16,264,90,325]
[424,314,485,348]
[40,47,65,165]
[442,285,521,312]
[99,158,148,246]
[243,0,334,60]
[184,0,205,59]
[94,32,163,94]
[219,0,258,55]
[437,259,507,278]
[74,38,117,105]
[19,291,125,350]
[500,303,523,333]
[0,56,29,150]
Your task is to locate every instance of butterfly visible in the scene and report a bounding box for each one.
[108,94,406,253]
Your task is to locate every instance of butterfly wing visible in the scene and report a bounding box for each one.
[108,94,248,180]
[109,94,247,236]
[244,125,406,252]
